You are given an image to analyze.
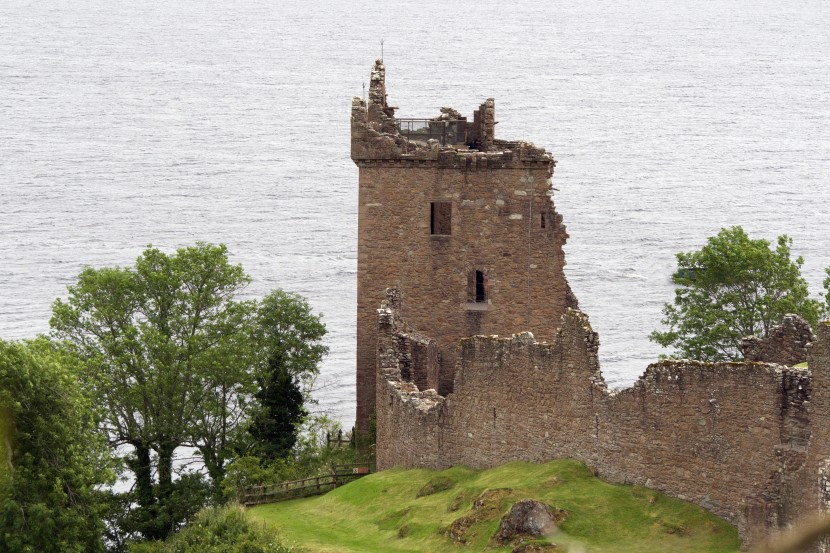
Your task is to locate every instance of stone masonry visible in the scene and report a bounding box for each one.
[353,60,830,550]
[376,289,830,549]
[352,61,577,436]
[742,314,815,366]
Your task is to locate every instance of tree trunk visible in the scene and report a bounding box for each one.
[127,442,154,509]
[199,444,225,500]
[156,441,175,498]
[156,441,176,539]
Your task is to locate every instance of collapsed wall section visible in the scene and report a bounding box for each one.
[599,361,809,544]
[742,314,815,366]
[791,322,830,553]
[442,308,606,469]
[376,290,822,547]
[375,287,603,470]
[376,288,445,468]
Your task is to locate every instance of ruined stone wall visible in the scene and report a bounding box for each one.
[376,301,602,471]
[353,61,576,435]
[742,314,815,366]
[376,289,446,467]
[790,323,830,553]
[376,292,824,547]
[599,361,809,546]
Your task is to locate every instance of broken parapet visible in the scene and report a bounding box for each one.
[376,293,608,471]
[377,287,443,402]
[376,287,446,468]
[376,292,830,549]
[469,98,495,151]
[351,59,551,167]
[742,314,815,366]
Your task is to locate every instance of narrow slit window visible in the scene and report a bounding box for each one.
[430,202,452,235]
[540,212,546,228]
[475,270,486,303]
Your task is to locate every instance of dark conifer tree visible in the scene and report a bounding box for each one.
[249,352,307,461]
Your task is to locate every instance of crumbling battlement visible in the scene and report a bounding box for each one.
[742,313,815,366]
[377,287,442,398]
[375,288,829,548]
[351,60,551,166]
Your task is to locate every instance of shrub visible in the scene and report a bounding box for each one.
[128,505,291,553]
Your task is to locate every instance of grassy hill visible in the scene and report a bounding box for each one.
[249,460,741,553]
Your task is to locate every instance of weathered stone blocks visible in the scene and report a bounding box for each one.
[742,314,815,366]
[353,61,576,436]
[376,291,830,549]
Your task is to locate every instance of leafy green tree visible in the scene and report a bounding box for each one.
[254,290,328,398]
[50,244,328,542]
[191,290,327,498]
[0,338,114,553]
[50,243,254,539]
[650,226,822,361]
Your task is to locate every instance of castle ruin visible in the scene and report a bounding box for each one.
[351,60,577,437]
[351,61,830,549]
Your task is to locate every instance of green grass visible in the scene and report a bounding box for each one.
[248,460,740,553]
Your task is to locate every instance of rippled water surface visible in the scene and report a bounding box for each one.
[2,0,829,426]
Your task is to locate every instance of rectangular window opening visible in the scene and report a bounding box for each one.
[431,202,452,235]
[475,270,486,303]
[540,212,546,228]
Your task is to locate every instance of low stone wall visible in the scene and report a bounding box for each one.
[375,290,827,548]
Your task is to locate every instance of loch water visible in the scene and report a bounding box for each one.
[2,0,829,427]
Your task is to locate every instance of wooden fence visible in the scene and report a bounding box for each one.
[326,428,354,448]
[241,462,375,506]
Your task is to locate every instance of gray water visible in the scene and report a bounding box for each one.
[2,0,829,428]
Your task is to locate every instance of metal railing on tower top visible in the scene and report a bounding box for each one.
[395,118,467,146]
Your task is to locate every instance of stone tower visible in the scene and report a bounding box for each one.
[351,60,578,435]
